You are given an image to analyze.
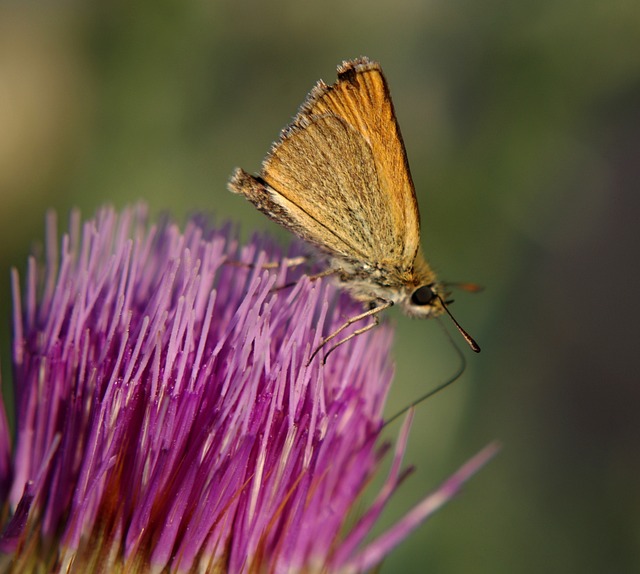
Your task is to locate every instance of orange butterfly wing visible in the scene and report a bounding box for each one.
[231,58,422,273]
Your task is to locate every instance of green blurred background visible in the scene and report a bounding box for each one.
[1,1,639,572]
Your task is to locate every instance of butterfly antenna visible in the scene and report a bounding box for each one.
[442,281,484,293]
[437,295,480,353]
[383,322,467,428]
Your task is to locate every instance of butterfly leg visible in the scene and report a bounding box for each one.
[224,255,307,270]
[308,299,393,365]
[270,266,336,293]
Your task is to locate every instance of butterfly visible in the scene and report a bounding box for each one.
[229,57,479,360]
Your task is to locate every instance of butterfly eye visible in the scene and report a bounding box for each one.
[411,285,436,306]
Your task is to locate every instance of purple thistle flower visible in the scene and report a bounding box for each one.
[0,205,496,573]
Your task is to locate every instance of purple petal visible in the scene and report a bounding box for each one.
[343,442,501,572]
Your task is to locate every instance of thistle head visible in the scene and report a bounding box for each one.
[0,205,494,573]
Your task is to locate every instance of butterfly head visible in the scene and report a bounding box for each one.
[402,283,448,319]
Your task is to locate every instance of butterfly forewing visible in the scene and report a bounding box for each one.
[297,58,422,267]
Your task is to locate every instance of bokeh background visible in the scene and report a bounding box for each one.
[1,1,639,572]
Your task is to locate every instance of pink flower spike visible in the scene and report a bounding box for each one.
[330,409,416,569]
[343,442,501,573]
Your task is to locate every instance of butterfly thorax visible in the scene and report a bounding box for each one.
[330,252,446,319]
